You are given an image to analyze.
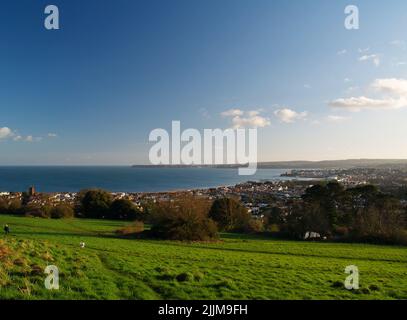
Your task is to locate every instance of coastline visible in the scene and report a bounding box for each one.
[0,167,297,194]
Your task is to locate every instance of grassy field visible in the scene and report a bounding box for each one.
[0,214,406,300]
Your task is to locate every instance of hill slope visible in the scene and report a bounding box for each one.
[0,215,406,300]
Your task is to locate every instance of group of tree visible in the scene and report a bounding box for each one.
[0,197,23,215]
[77,189,144,221]
[0,189,144,220]
[0,196,75,219]
[146,196,258,241]
[208,197,252,232]
[2,183,406,245]
[265,182,407,245]
[148,196,218,241]
[25,203,75,219]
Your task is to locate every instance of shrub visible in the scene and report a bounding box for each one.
[264,207,284,226]
[333,226,350,237]
[267,224,280,233]
[109,199,143,221]
[0,197,8,214]
[244,219,264,234]
[0,198,22,215]
[50,204,75,219]
[24,205,52,218]
[8,199,23,214]
[209,197,251,232]
[150,196,218,241]
[6,199,23,215]
[78,189,113,218]
[349,194,407,245]
[116,221,144,236]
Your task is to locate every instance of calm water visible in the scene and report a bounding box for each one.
[0,166,295,193]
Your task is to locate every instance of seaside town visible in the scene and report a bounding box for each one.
[282,167,407,187]
[2,167,407,220]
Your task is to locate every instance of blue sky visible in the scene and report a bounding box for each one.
[1,0,407,164]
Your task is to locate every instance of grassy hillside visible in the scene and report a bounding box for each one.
[0,215,406,300]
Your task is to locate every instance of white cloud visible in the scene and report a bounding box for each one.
[0,126,44,142]
[247,110,260,117]
[371,78,407,96]
[329,78,407,111]
[274,108,307,123]
[231,115,271,129]
[327,115,350,122]
[359,54,380,66]
[329,96,400,110]
[337,49,347,55]
[0,127,13,139]
[48,133,58,138]
[304,84,311,89]
[358,47,370,53]
[24,135,42,142]
[221,109,244,117]
[221,109,271,129]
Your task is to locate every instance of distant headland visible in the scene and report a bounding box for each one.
[132,159,407,169]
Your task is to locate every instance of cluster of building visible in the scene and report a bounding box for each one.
[126,180,312,218]
[1,167,406,218]
[0,180,309,218]
[282,168,407,188]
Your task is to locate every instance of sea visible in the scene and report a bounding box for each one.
[0,166,299,193]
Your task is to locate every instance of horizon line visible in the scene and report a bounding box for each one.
[2,158,407,167]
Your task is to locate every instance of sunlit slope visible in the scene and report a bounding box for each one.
[0,215,406,300]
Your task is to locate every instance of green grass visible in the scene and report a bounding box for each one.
[0,214,406,300]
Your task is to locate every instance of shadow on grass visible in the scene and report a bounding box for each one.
[11,230,114,239]
[6,221,407,264]
[113,235,406,263]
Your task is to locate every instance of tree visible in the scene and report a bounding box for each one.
[8,199,22,215]
[0,197,9,214]
[299,181,347,237]
[264,207,284,226]
[244,219,264,234]
[209,197,251,232]
[150,196,218,241]
[350,193,406,244]
[109,199,142,221]
[21,192,31,206]
[24,204,52,218]
[51,204,75,219]
[79,189,113,218]
[281,200,308,239]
